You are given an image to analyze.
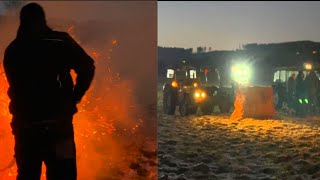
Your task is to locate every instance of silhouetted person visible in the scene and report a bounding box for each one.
[287,73,296,107]
[305,71,320,113]
[295,71,307,116]
[296,71,306,99]
[288,73,296,96]
[3,3,95,180]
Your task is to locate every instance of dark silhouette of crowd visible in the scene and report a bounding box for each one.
[287,71,320,116]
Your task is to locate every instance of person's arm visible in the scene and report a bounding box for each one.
[3,47,13,84]
[64,33,95,104]
[3,46,16,99]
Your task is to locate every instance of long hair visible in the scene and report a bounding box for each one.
[16,3,52,39]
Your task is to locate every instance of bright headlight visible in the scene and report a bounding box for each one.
[231,64,251,83]
[194,90,206,101]
[304,63,312,70]
[171,81,178,87]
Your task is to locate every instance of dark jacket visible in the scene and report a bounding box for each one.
[305,71,320,97]
[4,30,95,122]
[296,73,306,98]
[287,76,296,95]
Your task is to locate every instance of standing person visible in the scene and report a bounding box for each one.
[3,3,95,180]
[288,73,296,96]
[305,71,320,114]
[296,71,306,98]
[287,73,297,107]
[295,71,307,116]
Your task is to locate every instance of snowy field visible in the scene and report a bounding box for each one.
[158,89,320,180]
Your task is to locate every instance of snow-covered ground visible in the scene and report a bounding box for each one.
[158,89,320,180]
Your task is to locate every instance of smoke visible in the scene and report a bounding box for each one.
[0,1,157,179]
[0,0,157,105]
[40,1,158,107]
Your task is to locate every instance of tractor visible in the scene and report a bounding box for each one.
[162,62,233,116]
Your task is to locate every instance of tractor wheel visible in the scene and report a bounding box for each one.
[163,87,177,115]
[200,103,213,115]
[179,96,196,116]
[189,106,198,115]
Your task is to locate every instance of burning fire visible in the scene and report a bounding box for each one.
[0,25,156,179]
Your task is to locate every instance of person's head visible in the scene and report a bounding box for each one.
[297,71,304,79]
[20,3,46,26]
[291,73,296,79]
[17,3,51,38]
[308,71,318,80]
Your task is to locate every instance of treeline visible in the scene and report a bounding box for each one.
[158,41,320,85]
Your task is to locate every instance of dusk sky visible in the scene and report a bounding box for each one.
[159,1,320,51]
[2,1,320,51]
[0,1,153,23]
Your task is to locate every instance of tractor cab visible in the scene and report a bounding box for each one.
[198,66,221,87]
[165,64,200,89]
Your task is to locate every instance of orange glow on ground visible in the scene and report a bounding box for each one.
[191,115,320,143]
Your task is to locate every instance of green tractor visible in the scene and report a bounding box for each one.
[162,62,233,116]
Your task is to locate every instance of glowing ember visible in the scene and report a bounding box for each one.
[92,51,100,59]
[67,25,74,32]
[112,39,118,46]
